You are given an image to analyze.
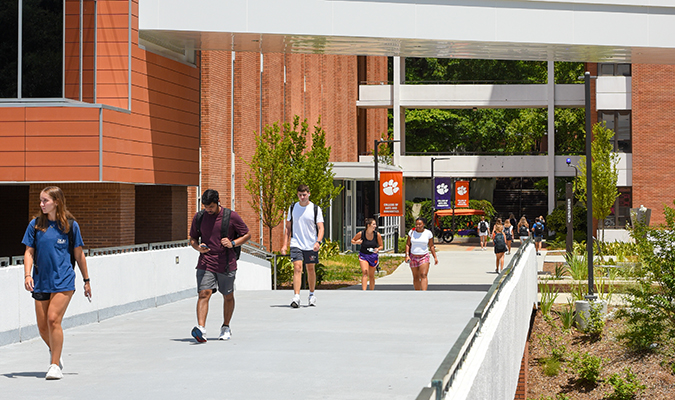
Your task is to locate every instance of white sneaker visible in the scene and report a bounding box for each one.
[291,295,300,308]
[218,325,231,340]
[49,350,63,369]
[308,294,316,307]
[45,364,63,380]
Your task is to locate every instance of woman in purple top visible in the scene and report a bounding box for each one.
[351,218,383,290]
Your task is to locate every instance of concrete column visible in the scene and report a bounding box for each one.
[547,61,556,214]
[393,57,405,165]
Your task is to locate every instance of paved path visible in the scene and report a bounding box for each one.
[0,243,541,400]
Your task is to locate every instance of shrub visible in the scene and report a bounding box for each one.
[558,300,576,330]
[606,368,645,400]
[617,201,675,351]
[580,301,605,341]
[571,351,603,385]
[545,203,588,242]
[539,283,558,317]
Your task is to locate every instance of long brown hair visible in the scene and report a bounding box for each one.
[34,186,75,233]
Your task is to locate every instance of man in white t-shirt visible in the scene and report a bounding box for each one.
[281,184,324,308]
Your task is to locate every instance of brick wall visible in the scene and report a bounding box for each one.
[514,340,529,400]
[200,52,385,251]
[135,185,188,243]
[632,64,675,225]
[29,183,135,248]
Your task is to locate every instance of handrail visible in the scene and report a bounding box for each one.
[423,237,533,400]
[0,257,9,267]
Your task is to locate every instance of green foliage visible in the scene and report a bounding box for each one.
[275,256,294,285]
[244,115,342,250]
[319,238,340,259]
[571,351,603,385]
[581,302,606,341]
[558,300,576,330]
[606,368,645,400]
[539,335,568,377]
[574,122,620,243]
[541,357,562,377]
[545,203,588,242]
[539,283,559,317]
[566,253,588,281]
[617,201,675,351]
[531,394,570,400]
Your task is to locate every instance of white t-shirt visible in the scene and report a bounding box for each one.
[287,201,324,250]
[408,229,433,255]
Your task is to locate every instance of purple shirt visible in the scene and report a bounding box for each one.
[189,208,249,273]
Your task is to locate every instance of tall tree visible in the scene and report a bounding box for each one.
[245,115,342,250]
[574,122,620,242]
[244,122,293,250]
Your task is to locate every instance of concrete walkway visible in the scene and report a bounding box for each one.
[0,243,540,400]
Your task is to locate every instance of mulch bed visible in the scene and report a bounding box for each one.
[528,306,675,399]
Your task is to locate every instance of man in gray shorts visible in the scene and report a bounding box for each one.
[189,189,251,342]
[281,184,324,308]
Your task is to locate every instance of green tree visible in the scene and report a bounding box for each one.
[245,115,342,249]
[617,202,675,351]
[244,122,293,250]
[574,122,620,242]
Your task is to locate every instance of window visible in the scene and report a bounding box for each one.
[599,111,631,153]
[0,0,64,99]
[604,187,632,229]
[598,63,631,77]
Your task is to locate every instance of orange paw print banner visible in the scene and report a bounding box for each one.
[380,171,403,216]
[455,180,470,208]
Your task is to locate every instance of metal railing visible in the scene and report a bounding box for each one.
[417,237,533,400]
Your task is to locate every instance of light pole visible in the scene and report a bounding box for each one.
[431,157,451,241]
[374,139,400,220]
[566,158,579,254]
[582,71,597,301]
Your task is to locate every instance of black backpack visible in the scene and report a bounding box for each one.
[494,232,506,250]
[519,225,529,237]
[289,202,319,238]
[479,221,488,233]
[195,208,242,260]
[504,226,513,241]
[534,222,544,236]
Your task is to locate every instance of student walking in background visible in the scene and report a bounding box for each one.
[518,216,530,243]
[22,186,91,380]
[405,218,438,291]
[477,215,490,251]
[492,222,508,273]
[532,217,545,256]
[503,219,514,254]
[351,218,383,290]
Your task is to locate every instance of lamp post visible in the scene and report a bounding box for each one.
[566,158,579,254]
[374,139,400,221]
[582,71,597,301]
[431,157,451,242]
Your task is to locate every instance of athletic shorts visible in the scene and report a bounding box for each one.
[32,292,52,301]
[409,253,430,268]
[359,252,379,268]
[494,246,507,255]
[197,268,236,295]
[534,236,543,243]
[290,247,319,264]
[478,231,488,237]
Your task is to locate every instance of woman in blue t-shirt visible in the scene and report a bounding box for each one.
[22,186,91,380]
[351,218,384,290]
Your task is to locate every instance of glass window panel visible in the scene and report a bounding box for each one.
[0,0,19,98]
[600,112,615,131]
[599,64,615,76]
[616,64,631,76]
[22,0,63,98]
[617,188,632,227]
[616,112,631,153]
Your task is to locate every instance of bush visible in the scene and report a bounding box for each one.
[545,203,588,242]
[617,201,675,351]
[606,368,645,400]
[580,301,605,342]
[571,351,603,385]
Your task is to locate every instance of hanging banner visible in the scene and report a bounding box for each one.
[379,171,403,216]
[455,180,470,208]
[434,177,453,209]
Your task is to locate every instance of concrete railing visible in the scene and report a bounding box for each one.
[417,239,539,400]
[0,242,272,347]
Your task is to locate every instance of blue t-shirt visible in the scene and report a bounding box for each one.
[22,219,85,293]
